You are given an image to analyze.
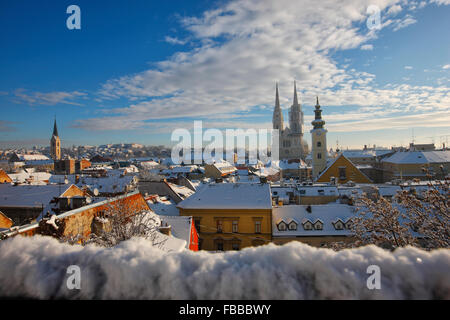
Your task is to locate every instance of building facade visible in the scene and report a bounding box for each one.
[177,183,272,251]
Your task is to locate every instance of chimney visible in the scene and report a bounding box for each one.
[159,224,172,236]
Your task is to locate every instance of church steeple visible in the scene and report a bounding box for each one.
[50,117,61,161]
[312,96,325,129]
[53,117,59,137]
[272,82,284,131]
[293,80,299,106]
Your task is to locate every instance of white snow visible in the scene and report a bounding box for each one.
[0,235,448,299]
[177,182,272,210]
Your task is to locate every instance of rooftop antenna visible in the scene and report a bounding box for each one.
[411,128,415,144]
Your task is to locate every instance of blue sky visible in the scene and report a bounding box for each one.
[0,0,449,149]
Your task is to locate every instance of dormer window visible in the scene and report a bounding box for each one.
[345,219,353,229]
[313,220,323,230]
[303,221,313,230]
[333,220,344,230]
[277,221,287,231]
[288,220,298,231]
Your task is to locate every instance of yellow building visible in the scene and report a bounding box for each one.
[316,153,372,184]
[177,183,272,251]
[0,169,12,183]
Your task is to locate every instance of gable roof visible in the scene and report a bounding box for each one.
[316,153,372,183]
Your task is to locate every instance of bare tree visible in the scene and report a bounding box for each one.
[329,175,449,250]
[88,198,166,248]
[397,178,449,249]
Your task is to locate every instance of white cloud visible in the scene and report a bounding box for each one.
[443,64,450,70]
[0,235,449,299]
[387,4,402,15]
[13,89,87,106]
[404,66,413,70]
[360,44,374,50]
[71,0,449,140]
[164,36,187,45]
[392,15,417,31]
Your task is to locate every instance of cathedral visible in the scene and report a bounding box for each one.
[272,81,309,160]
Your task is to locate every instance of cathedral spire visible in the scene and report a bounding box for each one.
[273,82,283,131]
[293,80,299,106]
[53,117,59,137]
[275,82,280,110]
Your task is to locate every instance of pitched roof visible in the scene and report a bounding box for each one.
[177,182,272,210]
[381,150,450,164]
[272,204,355,236]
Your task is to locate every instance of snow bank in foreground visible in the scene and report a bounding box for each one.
[0,236,449,299]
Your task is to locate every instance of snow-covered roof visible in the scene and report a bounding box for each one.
[159,215,193,249]
[177,182,272,210]
[0,184,68,207]
[272,204,356,237]
[147,196,180,216]
[382,150,450,164]
[14,154,50,161]
[342,149,392,159]
[8,170,51,185]
[49,172,136,194]
[167,183,195,199]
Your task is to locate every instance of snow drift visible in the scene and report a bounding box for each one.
[0,236,449,299]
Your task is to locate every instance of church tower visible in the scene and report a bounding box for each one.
[310,97,327,178]
[272,83,284,131]
[50,118,61,161]
[289,81,303,134]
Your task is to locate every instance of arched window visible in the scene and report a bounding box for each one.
[317,153,322,159]
[317,141,321,147]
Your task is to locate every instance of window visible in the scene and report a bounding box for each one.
[278,222,287,231]
[317,153,322,159]
[194,218,201,233]
[303,222,312,230]
[317,141,322,147]
[232,221,239,233]
[216,242,224,251]
[232,242,240,250]
[217,220,223,233]
[314,222,323,230]
[255,221,262,233]
[288,222,297,230]
[198,238,203,251]
[334,221,344,230]
[339,167,346,180]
